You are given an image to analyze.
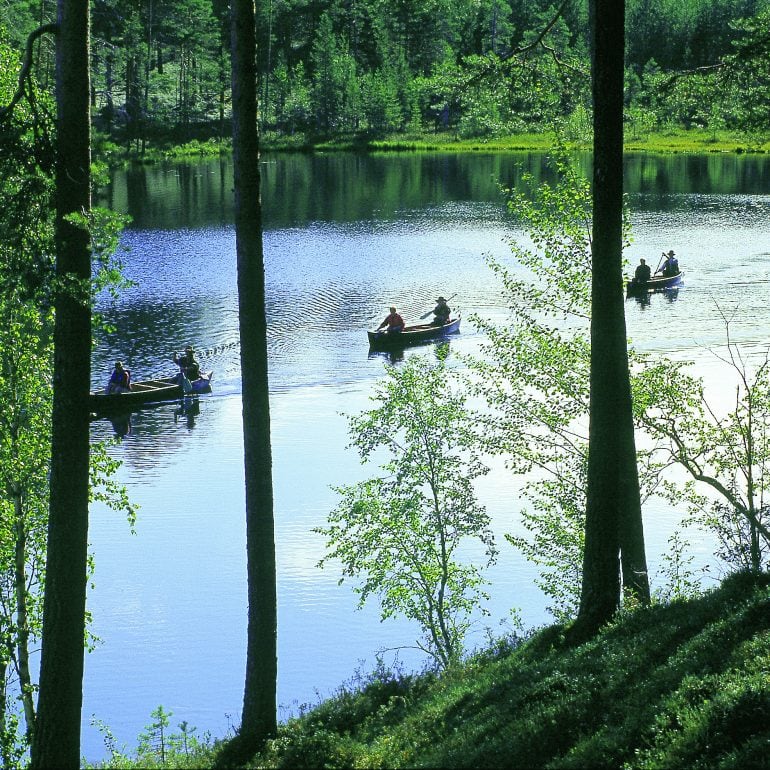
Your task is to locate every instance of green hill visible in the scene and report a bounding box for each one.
[230,572,770,769]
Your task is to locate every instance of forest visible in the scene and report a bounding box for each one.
[2,0,770,149]
[2,0,770,768]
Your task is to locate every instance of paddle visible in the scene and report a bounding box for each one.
[654,252,666,276]
[419,292,457,320]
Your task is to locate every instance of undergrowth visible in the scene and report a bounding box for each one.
[86,574,770,769]
[234,572,770,769]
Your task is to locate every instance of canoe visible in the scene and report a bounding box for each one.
[626,271,683,297]
[368,317,461,348]
[89,372,213,414]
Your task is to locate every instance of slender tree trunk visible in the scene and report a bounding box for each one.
[143,0,153,154]
[104,49,114,130]
[13,496,36,739]
[577,0,649,635]
[30,0,91,766]
[0,657,10,769]
[231,0,278,759]
[218,44,227,139]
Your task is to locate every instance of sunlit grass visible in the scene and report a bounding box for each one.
[93,572,768,768]
[238,572,770,769]
[96,127,770,162]
[261,128,770,155]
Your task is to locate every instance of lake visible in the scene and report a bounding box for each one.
[81,150,770,761]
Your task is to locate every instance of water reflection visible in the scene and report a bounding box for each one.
[98,152,770,231]
[91,397,211,474]
[108,413,132,438]
[627,286,681,310]
[368,347,405,364]
[174,396,201,429]
[367,337,457,364]
[664,287,681,303]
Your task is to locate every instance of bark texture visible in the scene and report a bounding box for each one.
[578,0,650,635]
[231,0,278,756]
[30,0,92,766]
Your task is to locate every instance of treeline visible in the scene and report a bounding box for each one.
[2,0,769,147]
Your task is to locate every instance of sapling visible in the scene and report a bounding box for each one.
[318,351,496,669]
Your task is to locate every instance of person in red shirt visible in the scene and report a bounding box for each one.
[377,306,405,334]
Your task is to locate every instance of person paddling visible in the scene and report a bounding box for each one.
[419,292,457,322]
[658,250,679,277]
[377,307,405,335]
[431,296,451,326]
[173,345,201,380]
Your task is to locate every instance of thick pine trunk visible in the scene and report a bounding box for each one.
[231,0,278,758]
[30,0,92,766]
[578,0,649,635]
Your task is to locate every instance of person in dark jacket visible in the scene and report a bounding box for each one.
[659,250,679,277]
[432,296,451,326]
[634,259,651,283]
[173,345,201,380]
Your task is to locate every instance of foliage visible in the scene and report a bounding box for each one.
[318,353,496,669]
[653,529,709,604]
[468,148,764,620]
[466,141,770,626]
[7,0,770,149]
[0,32,134,759]
[466,149,595,620]
[635,316,770,573]
[87,709,216,768]
[245,573,770,769]
[505,456,587,622]
[0,34,54,757]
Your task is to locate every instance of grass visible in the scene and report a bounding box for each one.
[623,127,770,155]
[258,128,770,155]
[227,572,770,769]
[88,572,770,768]
[98,127,770,163]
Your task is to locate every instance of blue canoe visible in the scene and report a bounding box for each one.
[368,317,461,348]
[626,271,683,297]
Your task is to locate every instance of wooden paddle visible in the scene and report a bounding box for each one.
[419,292,457,320]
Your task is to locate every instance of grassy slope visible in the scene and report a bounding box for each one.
[235,573,770,769]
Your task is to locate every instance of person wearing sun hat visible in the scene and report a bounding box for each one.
[431,295,451,326]
[173,345,201,380]
[658,249,679,277]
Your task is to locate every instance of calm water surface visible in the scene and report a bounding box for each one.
[82,152,770,760]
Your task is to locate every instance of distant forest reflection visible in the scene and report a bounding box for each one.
[99,151,770,230]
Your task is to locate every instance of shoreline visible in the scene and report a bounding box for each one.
[96,128,770,167]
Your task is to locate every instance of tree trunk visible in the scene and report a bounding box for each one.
[0,657,10,769]
[13,496,36,739]
[230,0,278,760]
[577,0,649,636]
[29,0,91,766]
